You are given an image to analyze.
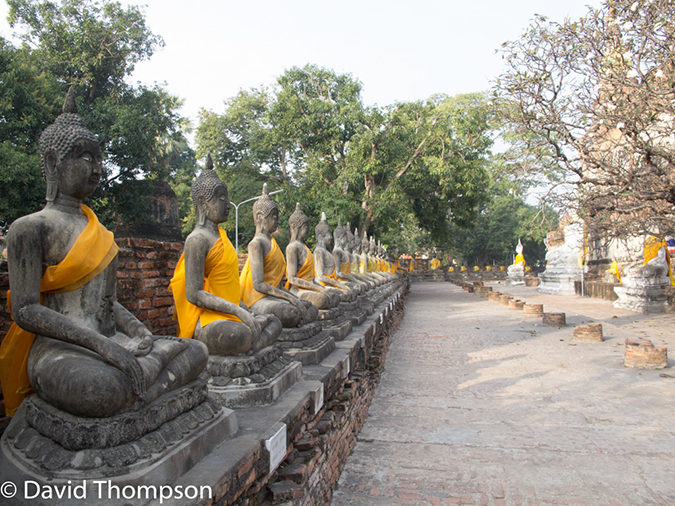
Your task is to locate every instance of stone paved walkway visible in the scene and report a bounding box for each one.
[331,282,675,506]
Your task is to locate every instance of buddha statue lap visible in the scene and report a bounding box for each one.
[239,186,318,328]
[170,156,282,357]
[284,205,340,309]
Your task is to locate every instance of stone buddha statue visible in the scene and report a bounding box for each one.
[332,220,365,293]
[313,213,356,302]
[0,89,208,419]
[284,204,339,309]
[239,186,317,327]
[346,225,374,289]
[170,156,281,356]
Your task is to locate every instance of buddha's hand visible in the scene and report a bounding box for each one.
[96,338,146,398]
[241,311,262,339]
[129,334,153,356]
[289,297,308,323]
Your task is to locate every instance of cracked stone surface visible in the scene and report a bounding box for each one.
[332,282,675,506]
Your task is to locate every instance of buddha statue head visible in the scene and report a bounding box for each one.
[191,154,230,226]
[361,229,370,254]
[353,227,361,254]
[369,235,377,255]
[39,87,100,202]
[334,219,348,250]
[289,202,309,241]
[315,212,332,249]
[253,183,279,234]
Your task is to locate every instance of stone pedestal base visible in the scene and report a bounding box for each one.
[0,393,237,506]
[523,304,544,317]
[508,299,525,310]
[624,338,668,369]
[542,313,566,327]
[573,324,603,342]
[613,271,670,314]
[538,268,581,295]
[507,267,525,286]
[206,345,302,408]
[208,361,302,409]
[488,291,501,302]
[499,295,512,306]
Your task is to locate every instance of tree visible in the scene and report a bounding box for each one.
[2,0,196,229]
[0,37,60,228]
[447,180,554,267]
[495,0,675,240]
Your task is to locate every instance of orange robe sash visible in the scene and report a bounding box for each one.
[0,205,118,417]
[285,245,316,289]
[170,228,241,339]
[240,238,286,308]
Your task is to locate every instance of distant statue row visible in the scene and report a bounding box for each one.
[171,159,400,359]
[0,90,401,427]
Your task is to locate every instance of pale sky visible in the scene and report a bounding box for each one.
[1,0,601,141]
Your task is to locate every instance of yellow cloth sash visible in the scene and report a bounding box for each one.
[170,228,241,339]
[513,253,525,266]
[0,205,118,417]
[285,245,316,289]
[339,256,350,275]
[430,259,442,270]
[644,236,674,285]
[367,256,377,273]
[240,238,286,307]
[359,257,366,274]
[351,257,358,274]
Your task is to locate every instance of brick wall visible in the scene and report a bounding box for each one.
[115,237,183,336]
[237,290,408,506]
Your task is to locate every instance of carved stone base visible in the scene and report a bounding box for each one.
[321,316,353,341]
[317,306,344,321]
[24,380,209,451]
[208,360,302,409]
[613,270,670,314]
[0,394,236,502]
[538,269,580,295]
[281,331,336,365]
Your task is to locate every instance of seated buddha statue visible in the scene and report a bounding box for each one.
[345,225,374,289]
[364,233,386,284]
[313,213,356,302]
[332,220,366,293]
[0,89,207,419]
[239,186,317,327]
[284,204,339,309]
[170,156,281,356]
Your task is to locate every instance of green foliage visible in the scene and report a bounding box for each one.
[1,0,196,230]
[7,0,162,102]
[0,37,61,227]
[447,179,556,267]
[197,65,496,252]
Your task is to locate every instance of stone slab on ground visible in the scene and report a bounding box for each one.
[332,282,675,506]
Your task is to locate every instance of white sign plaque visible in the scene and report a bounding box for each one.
[265,423,287,474]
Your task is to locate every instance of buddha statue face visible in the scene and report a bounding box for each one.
[50,138,102,201]
[315,218,332,249]
[253,183,279,234]
[361,233,369,254]
[39,88,101,202]
[289,203,309,242]
[192,155,231,226]
[334,222,347,250]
